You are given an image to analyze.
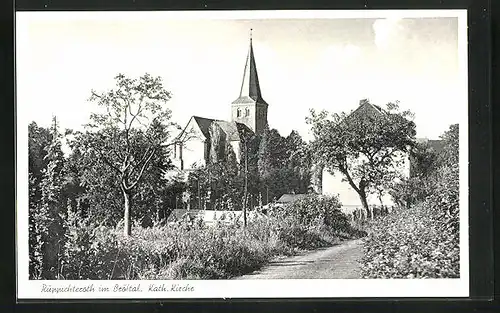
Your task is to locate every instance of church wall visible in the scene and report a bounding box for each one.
[173,118,210,170]
[181,139,207,169]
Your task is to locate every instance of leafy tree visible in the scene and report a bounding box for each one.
[285,130,312,194]
[410,141,440,179]
[307,99,416,214]
[187,141,245,211]
[28,122,52,186]
[438,123,459,166]
[257,128,288,170]
[162,170,188,215]
[66,125,175,227]
[257,128,275,203]
[257,128,312,203]
[28,122,53,278]
[28,172,44,279]
[257,128,291,202]
[388,140,440,207]
[432,124,459,231]
[86,73,176,236]
[239,132,261,211]
[36,117,67,279]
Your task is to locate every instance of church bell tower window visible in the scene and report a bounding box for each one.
[245,107,250,117]
[237,108,241,117]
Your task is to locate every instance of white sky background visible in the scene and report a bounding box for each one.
[17,12,461,141]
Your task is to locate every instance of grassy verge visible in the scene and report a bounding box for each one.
[56,195,365,280]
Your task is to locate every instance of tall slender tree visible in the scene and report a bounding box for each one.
[37,117,66,278]
[86,73,177,236]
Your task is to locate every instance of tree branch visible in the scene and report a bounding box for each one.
[127,148,156,191]
[102,153,123,175]
[128,145,153,176]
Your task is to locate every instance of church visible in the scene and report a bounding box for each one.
[169,32,422,212]
[172,32,268,171]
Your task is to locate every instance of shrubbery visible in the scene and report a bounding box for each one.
[29,119,364,280]
[40,194,364,280]
[361,201,459,278]
[361,124,459,278]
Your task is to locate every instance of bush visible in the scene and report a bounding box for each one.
[361,163,459,279]
[59,222,274,280]
[273,195,363,237]
[361,202,459,278]
[429,164,459,234]
[51,194,365,280]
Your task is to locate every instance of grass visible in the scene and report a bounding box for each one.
[54,196,365,280]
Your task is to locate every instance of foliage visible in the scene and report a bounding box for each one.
[438,124,459,166]
[361,202,459,278]
[29,117,67,279]
[429,124,460,234]
[28,122,52,183]
[388,177,432,209]
[257,128,312,203]
[389,124,459,209]
[409,140,440,179]
[361,124,459,278]
[28,122,53,278]
[187,144,243,211]
[185,127,312,210]
[307,99,416,212]
[28,122,57,278]
[45,193,364,280]
[273,195,366,241]
[28,173,44,279]
[86,73,175,236]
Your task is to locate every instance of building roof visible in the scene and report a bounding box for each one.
[276,194,309,203]
[192,116,215,139]
[231,34,268,106]
[180,115,252,142]
[346,99,386,122]
[213,121,241,141]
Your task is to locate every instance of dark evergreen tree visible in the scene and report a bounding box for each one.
[37,117,66,279]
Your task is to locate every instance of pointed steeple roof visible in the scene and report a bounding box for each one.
[232,29,268,105]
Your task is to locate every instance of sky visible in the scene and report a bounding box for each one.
[17,11,466,141]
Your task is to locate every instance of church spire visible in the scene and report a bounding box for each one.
[231,29,269,136]
[238,28,263,101]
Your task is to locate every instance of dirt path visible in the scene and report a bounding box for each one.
[236,239,364,279]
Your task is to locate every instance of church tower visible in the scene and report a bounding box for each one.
[231,30,269,135]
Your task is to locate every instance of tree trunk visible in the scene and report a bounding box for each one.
[378,192,384,207]
[243,143,248,227]
[266,186,269,204]
[340,168,370,219]
[123,188,132,237]
[358,191,370,219]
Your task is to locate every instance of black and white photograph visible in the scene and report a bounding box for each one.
[16,10,469,299]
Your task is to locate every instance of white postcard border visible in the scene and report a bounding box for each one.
[16,9,469,299]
